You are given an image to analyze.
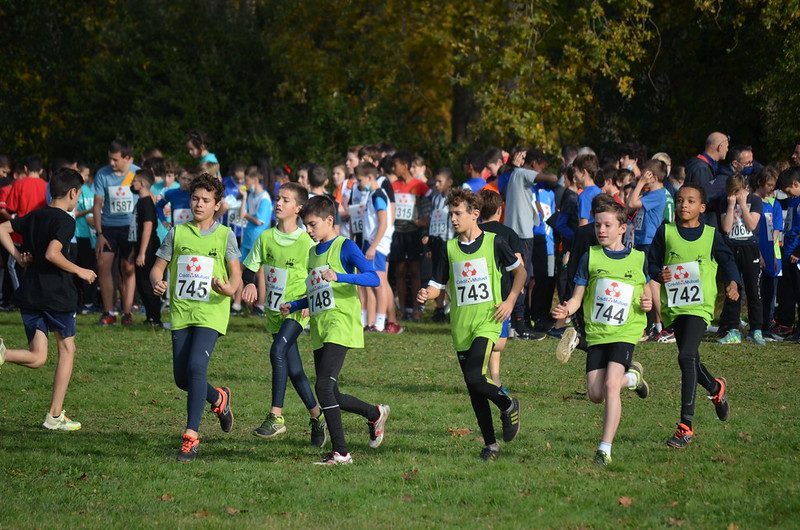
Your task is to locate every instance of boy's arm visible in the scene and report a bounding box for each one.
[367,208,388,257]
[626,174,648,209]
[155,195,169,223]
[45,239,97,283]
[93,194,106,250]
[213,258,242,297]
[0,221,23,259]
[150,257,169,296]
[720,196,736,234]
[552,286,586,319]
[334,239,379,287]
[738,192,760,232]
[138,220,154,260]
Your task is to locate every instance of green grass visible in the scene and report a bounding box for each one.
[1,312,798,529]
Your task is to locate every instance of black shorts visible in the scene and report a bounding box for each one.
[586,342,634,372]
[520,238,535,280]
[100,225,134,260]
[390,230,424,262]
[532,235,555,279]
[21,310,77,343]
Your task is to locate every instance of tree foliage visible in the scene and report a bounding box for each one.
[0,0,796,169]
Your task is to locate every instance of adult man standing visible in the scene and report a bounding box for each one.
[93,139,140,326]
[684,131,729,225]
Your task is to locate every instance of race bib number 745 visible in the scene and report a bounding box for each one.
[175,255,214,301]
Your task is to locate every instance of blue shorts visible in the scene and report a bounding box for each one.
[362,241,387,272]
[499,318,511,339]
[21,310,77,343]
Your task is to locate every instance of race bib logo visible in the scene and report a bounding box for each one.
[268,267,279,284]
[672,264,691,280]
[461,262,478,278]
[186,256,203,272]
[604,281,622,298]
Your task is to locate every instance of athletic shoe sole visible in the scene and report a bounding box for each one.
[555,327,579,364]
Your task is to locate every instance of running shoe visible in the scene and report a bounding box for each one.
[251,306,266,317]
[310,414,327,448]
[314,451,353,465]
[639,324,657,342]
[98,312,116,326]
[212,386,234,433]
[42,410,81,431]
[0,337,5,367]
[121,313,134,326]
[500,398,521,442]
[708,377,729,421]
[770,323,793,337]
[367,404,390,448]
[666,423,694,448]
[717,329,741,345]
[547,326,565,339]
[253,412,286,439]
[762,330,784,342]
[176,434,199,462]
[653,328,676,343]
[363,325,378,333]
[384,322,404,335]
[628,361,650,399]
[747,330,766,346]
[593,449,612,466]
[479,446,500,461]
[555,327,579,364]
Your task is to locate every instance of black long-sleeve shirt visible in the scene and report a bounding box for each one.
[647,223,741,285]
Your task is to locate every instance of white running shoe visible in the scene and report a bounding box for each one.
[555,327,579,364]
[368,404,390,448]
[43,411,81,431]
[314,451,353,465]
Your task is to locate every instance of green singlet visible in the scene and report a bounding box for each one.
[660,223,717,326]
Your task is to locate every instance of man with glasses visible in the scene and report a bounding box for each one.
[685,131,730,225]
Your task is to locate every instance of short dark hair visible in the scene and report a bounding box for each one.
[165,159,181,175]
[465,151,485,173]
[640,159,668,182]
[447,188,482,212]
[754,166,778,190]
[525,148,547,166]
[777,167,800,190]
[478,189,503,219]
[392,151,414,168]
[142,157,165,178]
[135,168,155,187]
[483,147,503,166]
[24,155,44,174]
[185,129,211,150]
[618,142,646,162]
[308,164,328,188]
[229,161,247,175]
[189,172,223,203]
[358,145,381,163]
[678,183,707,205]
[573,154,599,179]
[279,182,309,207]
[561,144,578,160]
[354,161,378,179]
[729,145,753,164]
[435,167,454,181]
[378,155,394,175]
[301,194,337,221]
[108,139,133,158]
[591,194,627,225]
[49,167,84,199]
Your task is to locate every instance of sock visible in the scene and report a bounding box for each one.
[255,304,265,311]
[375,314,386,331]
[654,322,663,333]
[232,303,242,311]
[598,441,612,456]
[361,309,368,327]
[624,372,638,389]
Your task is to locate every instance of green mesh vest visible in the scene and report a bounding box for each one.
[258,228,314,333]
[661,223,717,326]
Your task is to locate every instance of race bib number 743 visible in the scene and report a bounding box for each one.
[452,258,492,306]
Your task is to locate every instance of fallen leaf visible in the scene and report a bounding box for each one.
[618,496,633,507]
[518,489,532,497]
[447,427,472,437]
[402,494,413,502]
[225,507,239,516]
[79,473,88,481]
[159,494,173,501]
[133,389,139,397]
[727,524,739,530]
[738,432,752,443]
[150,399,159,405]
[195,510,209,519]
[667,517,685,527]
[400,468,419,481]
[545,442,552,450]
[670,501,679,507]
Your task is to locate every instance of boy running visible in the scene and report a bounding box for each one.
[417,189,525,461]
[551,199,651,466]
[648,184,740,448]
[150,173,242,462]
[281,196,389,465]
[243,183,326,446]
[0,168,97,430]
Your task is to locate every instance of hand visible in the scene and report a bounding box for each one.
[136,253,145,267]
[321,268,337,282]
[153,280,168,296]
[416,288,429,305]
[77,267,97,284]
[736,188,748,204]
[301,308,310,319]
[727,194,737,207]
[242,283,258,304]
[365,247,376,261]
[95,234,110,258]
[16,251,33,267]
[162,221,172,230]
[642,170,655,187]
[279,303,291,316]
[725,281,739,302]
[551,301,570,320]
[512,151,526,167]
[493,299,514,322]
[791,254,799,264]
[640,290,652,312]
[660,266,673,283]
[421,235,429,245]
[212,276,233,296]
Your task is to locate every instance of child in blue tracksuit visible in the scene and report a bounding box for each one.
[776,168,800,340]
[754,169,783,341]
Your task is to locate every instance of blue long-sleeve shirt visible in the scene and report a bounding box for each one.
[288,236,379,312]
[156,188,191,223]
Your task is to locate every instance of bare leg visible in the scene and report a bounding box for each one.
[4,330,49,368]
[600,362,627,444]
[50,334,76,416]
[489,338,507,386]
[586,368,606,404]
[257,266,266,307]
[97,251,116,312]
[120,256,136,314]
[365,285,377,327]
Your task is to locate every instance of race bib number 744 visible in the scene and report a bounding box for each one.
[591,279,634,326]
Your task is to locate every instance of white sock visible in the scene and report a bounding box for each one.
[255,304,265,311]
[375,314,386,331]
[598,441,612,456]
[654,322,663,333]
[361,310,368,327]
[232,303,242,311]
[624,372,638,389]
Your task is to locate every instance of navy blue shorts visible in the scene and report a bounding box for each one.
[21,310,77,343]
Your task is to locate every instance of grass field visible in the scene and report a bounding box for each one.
[1,312,798,529]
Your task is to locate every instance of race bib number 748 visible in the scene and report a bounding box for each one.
[306,266,336,315]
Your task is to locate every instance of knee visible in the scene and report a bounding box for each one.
[604,378,622,397]
[463,371,486,390]
[587,387,604,403]
[314,378,335,403]
[29,352,48,369]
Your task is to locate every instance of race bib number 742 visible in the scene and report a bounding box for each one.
[664,261,704,308]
